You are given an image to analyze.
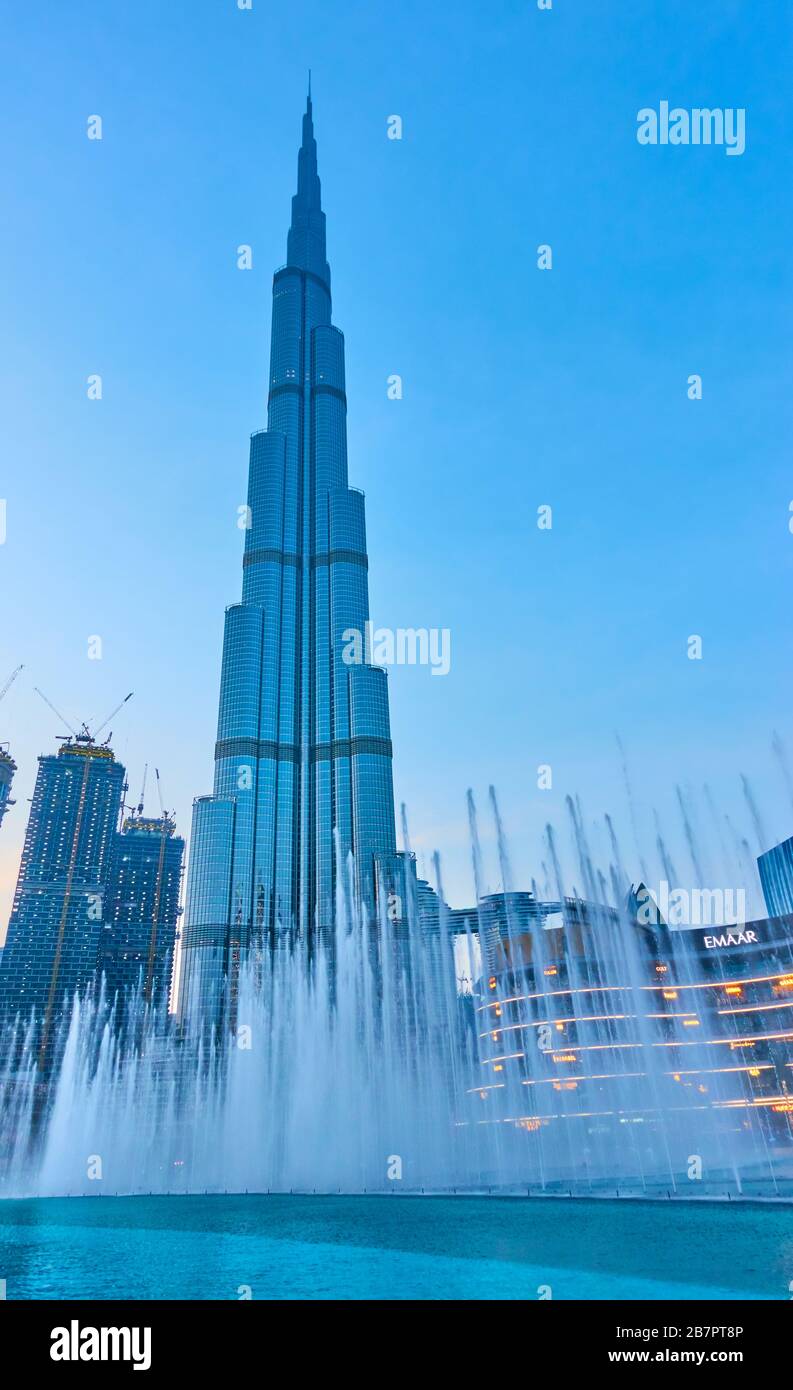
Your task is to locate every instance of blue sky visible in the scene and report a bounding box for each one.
[1,0,792,929]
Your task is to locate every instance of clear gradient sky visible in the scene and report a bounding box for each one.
[1,0,792,936]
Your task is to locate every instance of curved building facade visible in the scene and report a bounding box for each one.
[471,893,793,1185]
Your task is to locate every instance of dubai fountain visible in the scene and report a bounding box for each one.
[1,785,792,1202]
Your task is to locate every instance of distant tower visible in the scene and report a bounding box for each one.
[757,836,793,918]
[0,745,16,828]
[0,664,23,828]
[0,732,125,1060]
[180,91,398,1023]
[100,810,185,1013]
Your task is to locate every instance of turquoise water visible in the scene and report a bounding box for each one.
[1,1194,791,1300]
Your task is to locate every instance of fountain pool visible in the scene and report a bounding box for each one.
[0,1192,791,1300]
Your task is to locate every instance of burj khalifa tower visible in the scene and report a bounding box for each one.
[180,90,399,1021]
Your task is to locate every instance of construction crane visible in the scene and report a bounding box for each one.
[92,691,134,742]
[0,664,23,704]
[155,766,168,819]
[33,686,134,745]
[34,686,78,737]
[136,763,149,818]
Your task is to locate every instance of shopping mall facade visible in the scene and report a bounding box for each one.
[469,871,793,1173]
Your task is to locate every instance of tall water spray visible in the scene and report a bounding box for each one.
[2,788,792,1200]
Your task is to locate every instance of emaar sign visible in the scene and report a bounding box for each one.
[703,930,758,950]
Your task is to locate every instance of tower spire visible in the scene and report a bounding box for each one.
[287,85,329,285]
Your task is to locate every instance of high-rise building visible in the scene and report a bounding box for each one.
[0,733,125,1058]
[100,813,185,1013]
[758,835,793,918]
[0,745,17,828]
[181,91,397,1020]
[0,666,23,828]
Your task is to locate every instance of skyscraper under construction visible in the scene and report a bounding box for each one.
[100,811,185,1014]
[0,733,125,1058]
[0,664,23,830]
[0,746,16,830]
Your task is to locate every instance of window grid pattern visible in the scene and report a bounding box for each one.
[181,95,396,1019]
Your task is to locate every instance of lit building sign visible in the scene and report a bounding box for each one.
[703,930,759,949]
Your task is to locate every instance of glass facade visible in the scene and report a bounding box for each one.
[181,91,396,1020]
[0,746,16,828]
[474,895,793,1148]
[758,836,793,918]
[100,816,185,1013]
[0,738,125,1056]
